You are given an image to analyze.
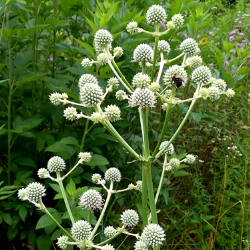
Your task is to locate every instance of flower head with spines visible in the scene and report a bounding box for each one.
[113,47,123,58]
[127,21,139,34]
[104,226,117,238]
[133,44,153,62]
[97,53,109,66]
[79,83,104,107]
[105,167,121,182]
[78,152,92,163]
[169,158,180,169]
[47,156,66,173]
[132,73,151,88]
[159,141,174,154]
[120,209,139,227]
[180,38,199,56]
[226,88,235,98]
[26,182,46,203]
[18,188,29,201]
[49,93,62,106]
[63,107,77,121]
[57,236,68,250]
[79,74,98,88]
[94,29,113,53]
[134,240,148,250]
[81,58,93,69]
[158,40,171,55]
[128,88,156,108]
[186,56,203,69]
[146,5,167,25]
[191,66,212,85]
[208,86,221,101]
[101,244,115,250]
[171,14,184,28]
[90,112,106,123]
[116,90,128,101]
[71,220,92,240]
[136,180,142,192]
[163,65,188,87]
[184,154,196,164]
[92,173,102,183]
[37,168,49,179]
[211,79,227,92]
[104,105,121,122]
[107,77,119,90]
[79,189,103,210]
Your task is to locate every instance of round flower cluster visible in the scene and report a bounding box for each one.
[63,107,77,121]
[78,74,98,88]
[211,79,227,92]
[107,77,119,90]
[146,5,167,25]
[169,158,180,169]
[184,154,196,164]
[57,236,68,250]
[47,156,66,173]
[141,223,165,247]
[159,141,174,154]
[79,189,103,210]
[26,182,46,203]
[171,14,184,28]
[148,82,160,92]
[116,90,128,100]
[134,240,148,250]
[132,73,151,88]
[104,105,121,122]
[191,66,211,85]
[81,58,93,69]
[136,180,142,192]
[71,220,92,240]
[49,93,62,106]
[92,173,102,183]
[78,152,92,163]
[226,88,235,98]
[127,21,139,34]
[79,83,104,107]
[105,168,121,182]
[208,86,220,101]
[37,168,49,179]
[163,65,188,87]
[104,226,117,238]
[133,44,153,62]
[113,47,123,58]
[128,88,156,108]
[200,88,210,99]
[18,188,28,201]
[102,244,115,250]
[97,53,109,66]
[94,29,113,53]
[90,112,106,123]
[180,38,198,56]
[120,209,139,227]
[186,56,203,69]
[158,40,171,55]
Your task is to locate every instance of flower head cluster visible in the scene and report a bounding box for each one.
[107,77,119,90]
[116,90,128,101]
[113,47,123,58]
[49,92,63,106]
[94,29,113,53]
[210,78,227,92]
[158,40,170,55]
[37,168,49,179]
[63,107,77,121]
[133,44,153,62]
[135,240,148,250]
[92,173,102,184]
[146,5,167,25]
[104,226,117,238]
[47,156,66,173]
[180,38,198,56]
[78,152,92,163]
[104,105,121,122]
[71,220,92,240]
[79,189,103,210]
[191,66,211,85]
[120,209,139,227]
[81,58,93,68]
[79,74,98,88]
[184,154,196,164]
[129,88,156,108]
[127,21,139,35]
[132,73,151,88]
[171,14,184,28]
[21,182,46,203]
[169,158,180,169]
[186,56,203,69]
[163,65,188,88]
[57,236,68,250]
[105,168,121,182]
[159,141,174,154]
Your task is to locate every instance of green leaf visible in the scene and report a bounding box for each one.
[13,157,36,168]
[3,213,12,225]
[19,206,27,221]
[191,112,203,123]
[36,234,51,250]
[0,128,8,135]
[17,25,50,39]
[7,227,18,241]
[36,214,54,230]
[73,38,95,58]
[173,170,191,177]
[17,72,46,84]
[28,230,36,248]
[83,15,98,33]
[13,117,44,133]
[66,178,76,196]
[86,154,109,167]
[14,50,33,69]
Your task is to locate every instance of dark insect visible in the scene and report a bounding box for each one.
[172,73,183,88]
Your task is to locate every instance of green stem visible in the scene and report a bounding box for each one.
[56,172,75,224]
[97,226,125,246]
[151,24,159,82]
[88,210,92,224]
[88,181,114,241]
[142,166,148,227]
[139,108,150,160]
[79,119,89,153]
[39,200,76,242]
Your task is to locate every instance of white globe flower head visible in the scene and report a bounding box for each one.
[26,182,46,203]
[148,82,160,92]
[107,77,119,90]
[180,38,198,56]
[79,82,104,107]
[163,65,188,88]
[169,158,180,169]
[191,66,212,85]
[78,74,98,88]
[171,14,184,28]
[132,73,151,88]
[184,154,197,164]
[120,209,139,227]
[186,56,203,69]
[104,226,117,238]
[113,47,123,58]
[94,29,113,52]
[37,168,49,179]
[127,21,139,34]
[97,52,109,66]
[63,107,77,121]
[133,44,153,62]
[90,112,106,123]
[226,88,235,98]
[47,156,66,173]
[166,21,175,30]
[208,86,221,101]
[141,223,165,247]
[116,90,128,101]
[105,167,121,182]
[104,105,121,122]
[128,88,156,108]
[211,79,227,92]
[81,58,93,69]
[57,236,68,250]
[92,173,102,183]
[136,180,142,192]
[71,220,92,240]
[49,92,62,106]
[158,40,171,55]
[18,188,29,201]
[200,88,210,99]
[146,5,167,25]
[78,152,92,163]
[101,244,115,250]
[79,189,103,210]
[134,240,148,250]
[159,141,174,155]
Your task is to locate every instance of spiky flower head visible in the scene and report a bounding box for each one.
[105,167,121,182]
[180,38,198,56]
[18,188,28,201]
[133,44,153,62]
[102,244,115,250]
[92,173,102,183]
[79,83,104,107]
[135,240,148,250]
[208,86,220,101]
[104,105,121,122]
[79,189,103,210]
[116,90,128,100]
[120,209,139,227]
[169,158,180,169]
[186,56,203,69]
[226,88,235,97]
[49,92,62,106]
[166,21,175,30]
[128,88,156,108]
[90,112,106,123]
[159,141,174,154]
[79,74,98,88]
[132,73,151,88]
[47,156,66,173]
[113,47,123,58]
[200,88,210,99]
[104,226,117,238]
[64,107,77,121]
[97,53,109,66]
[127,21,139,34]
[162,89,172,99]
[37,168,49,179]
[146,5,167,25]
[61,93,68,100]
[94,29,113,52]
[158,40,171,55]
[141,223,165,247]
[171,14,184,28]
[136,180,142,192]
[26,182,46,203]
[184,154,196,164]
[71,220,92,240]
[57,236,68,250]
[78,152,92,163]
[148,82,160,92]
[191,66,211,85]
[211,79,227,92]
[163,65,188,87]
[81,58,93,69]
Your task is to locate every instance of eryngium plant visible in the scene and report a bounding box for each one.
[19,5,235,250]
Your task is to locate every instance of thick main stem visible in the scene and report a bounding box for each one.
[151,24,159,82]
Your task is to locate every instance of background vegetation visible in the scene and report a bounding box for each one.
[0,0,249,249]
